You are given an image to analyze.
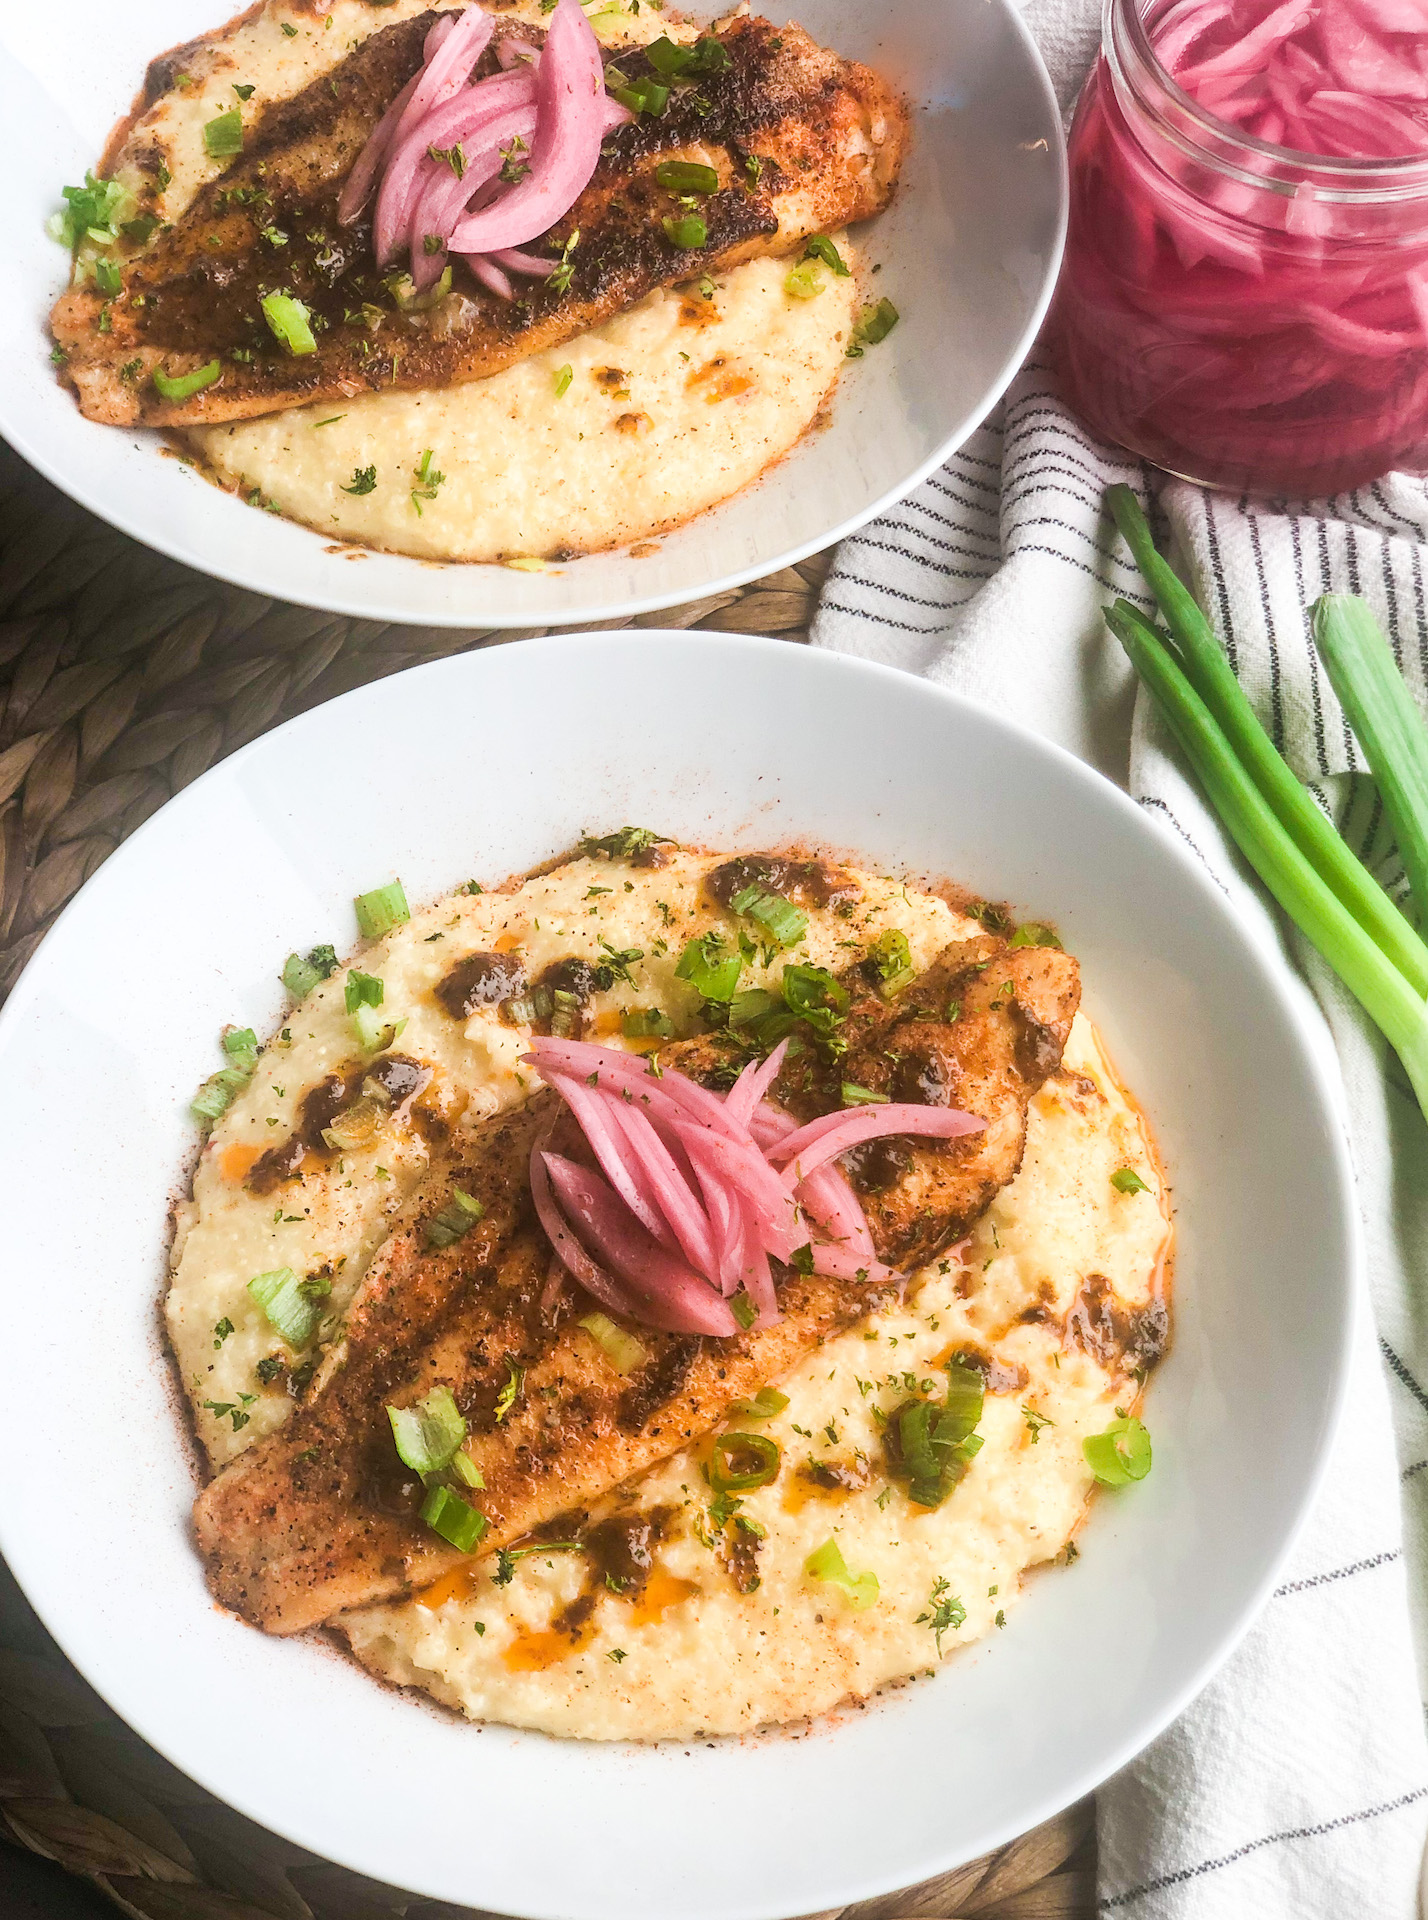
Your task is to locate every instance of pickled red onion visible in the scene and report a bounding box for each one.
[523,1035,985,1338]
[345,0,627,296]
[542,1153,739,1336]
[497,36,541,70]
[489,246,562,276]
[1054,0,1428,494]
[768,1103,986,1186]
[335,14,458,226]
[377,71,537,269]
[448,0,611,255]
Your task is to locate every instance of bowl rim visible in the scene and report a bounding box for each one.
[0,0,1069,630]
[0,629,1356,1917]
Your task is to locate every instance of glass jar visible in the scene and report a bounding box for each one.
[1051,0,1428,496]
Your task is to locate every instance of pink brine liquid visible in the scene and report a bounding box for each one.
[1053,0,1428,495]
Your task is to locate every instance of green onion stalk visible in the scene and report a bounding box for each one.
[1311,593,1428,936]
[1106,488,1428,997]
[1102,488,1428,1124]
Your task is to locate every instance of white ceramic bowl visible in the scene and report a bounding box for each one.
[0,633,1352,1920]
[0,0,1065,629]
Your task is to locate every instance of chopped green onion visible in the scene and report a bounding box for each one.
[609,73,670,115]
[803,1537,879,1610]
[554,363,573,397]
[494,1357,524,1422]
[578,1311,648,1374]
[426,1188,485,1249]
[840,1082,888,1106]
[728,1386,789,1421]
[1311,593,1428,934]
[942,1358,984,1440]
[708,1432,781,1491]
[223,1027,259,1073]
[203,108,244,159]
[420,1484,487,1553]
[152,360,222,402]
[345,969,384,1012]
[622,1006,674,1039]
[352,1004,404,1052]
[727,883,807,950]
[890,1358,985,1508]
[870,927,915,996]
[1111,1166,1150,1195]
[1009,922,1063,950]
[282,944,338,998]
[92,257,123,297]
[387,1385,466,1476]
[782,964,849,1017]
[247,1266,322,1349]
[728,987,783,1034]
[321,1096,383,1153]
[662,213,708,250]
[386,265,452,312]
[773,963,849,1056]
[675,930,741,1002]
[730,1292,757,1330]
[191,1067,250,1123]
[803,234,850,277]
[261,290,317,355]
[846,298,899,357]
[47,173,134,252]
[783,259,823,300]
[354,878,410,939]
[656,160,719,194]
[450,1450,485,1489]
[646,33,730,77]
[1105,600,1428,1121]
[1084,1415,1152,1487]
[1106,488,1428,997]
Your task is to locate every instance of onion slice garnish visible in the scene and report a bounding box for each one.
[769,1104,985,1188]
[345,0,629,295]
[522,1035,986,1339]
[542,1153,738,1336]
[448,0,611,256]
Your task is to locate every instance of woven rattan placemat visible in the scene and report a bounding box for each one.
[0,435,1095,1920]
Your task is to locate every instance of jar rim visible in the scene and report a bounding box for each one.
[1106,0,1428,199]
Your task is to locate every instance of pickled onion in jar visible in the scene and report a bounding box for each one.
[1052,0,1428,495]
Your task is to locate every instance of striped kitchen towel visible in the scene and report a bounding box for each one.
[809,332,1428,1919]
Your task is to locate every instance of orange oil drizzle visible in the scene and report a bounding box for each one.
[503,1618,598,1672]
[415,1565,477,1612]
[627,1565,699,1626]
[220,1143,262,1183]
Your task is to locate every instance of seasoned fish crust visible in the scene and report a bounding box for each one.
[53,9,907,429]
[193,932,1079,1636]
[193,1092,884,1634]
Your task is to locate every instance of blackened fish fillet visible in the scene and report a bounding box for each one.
[53,9,907,428]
